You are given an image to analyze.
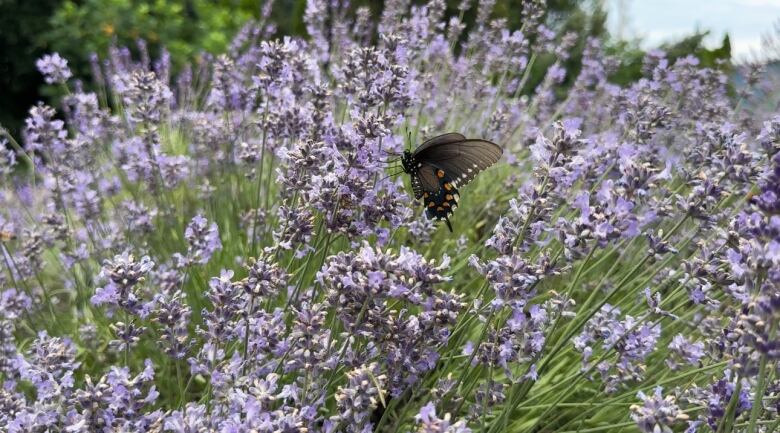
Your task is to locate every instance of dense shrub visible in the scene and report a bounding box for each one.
[1,1,779,432]
[43,0,262,73]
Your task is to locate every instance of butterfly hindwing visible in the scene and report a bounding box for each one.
[410,162,442,199]
[423,168,459,222]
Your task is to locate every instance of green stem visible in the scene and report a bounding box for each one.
[176,361,185,407]
[748,321,777,432]
[250,93,270,256]
[323,300,370,391]
[242,294,255,375]
[450,309,496,415]
[716,375,743,433]
[0,125,36,186]
[494,247,595,431]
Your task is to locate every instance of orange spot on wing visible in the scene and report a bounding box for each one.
[437,206,445,211]
[445,194,453,200]
[436,169,445,178]
[444,183,452,191]
[428,202,435,207]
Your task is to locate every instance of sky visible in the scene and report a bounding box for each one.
[606,0,780,60]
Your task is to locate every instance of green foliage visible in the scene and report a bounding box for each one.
[0,0,261,135]
[43,0,258,75]
[532,1,610,94]
[608,32,732,86]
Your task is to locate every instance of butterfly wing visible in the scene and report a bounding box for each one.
[415,132,467,154]
[422,167,460,223]
[414,139,502,188]
[410,162,442,199]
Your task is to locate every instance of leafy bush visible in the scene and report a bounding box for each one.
[1,1,779,432]
[43,0,260,73]
[1,0,264,137]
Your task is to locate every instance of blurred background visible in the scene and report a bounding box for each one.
[1,0,778,137]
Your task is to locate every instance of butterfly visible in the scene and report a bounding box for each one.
[401,132,502,232]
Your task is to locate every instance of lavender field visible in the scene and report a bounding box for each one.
[1,1,780,432]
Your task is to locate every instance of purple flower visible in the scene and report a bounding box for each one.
[36,53,72,84]
[0,288,32,320]
[630,387,688,433]
[151,290,192,359]
[175,215,221,267]
[0,140,17,176]
[332,362,387,431]
[667,334,705,369]
[414,402,472,433]
[241,256,288,298]
[92,252,154,314]
[24,104,67,155]
[164,403,211,432]
[574,305,661,392]
[318,242,462,395]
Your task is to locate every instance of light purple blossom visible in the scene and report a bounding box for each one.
[175,215,222,267]
[414,402,472,433]
[630,387,688,433]
[36,53,72,84]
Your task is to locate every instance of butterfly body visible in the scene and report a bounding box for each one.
[402,133,502,232]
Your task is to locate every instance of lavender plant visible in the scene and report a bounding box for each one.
[1,1,779,432]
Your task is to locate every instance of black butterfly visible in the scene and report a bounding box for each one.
[401,132,502,232]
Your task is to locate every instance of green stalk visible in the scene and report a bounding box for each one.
[520,361,729,432]
[250,93,270,256]
[747,320,777,432]
[449,309,496,415]
[322,299,370,391]
[242,294,255,375]
[493,246,596,432]
[0,126,36,186]
[716,376,743,433]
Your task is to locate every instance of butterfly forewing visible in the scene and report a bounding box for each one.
[414,132,467,154]
[414,139,502,188]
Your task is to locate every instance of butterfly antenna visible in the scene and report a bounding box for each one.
[444,217,453,233]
